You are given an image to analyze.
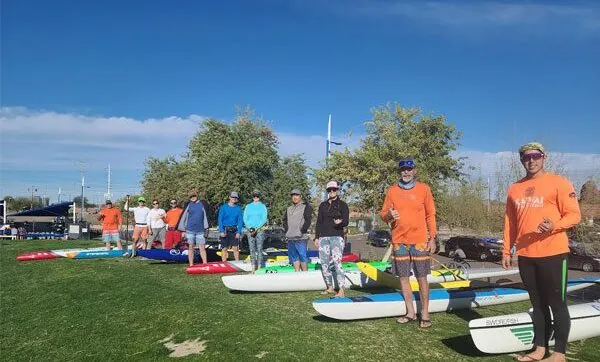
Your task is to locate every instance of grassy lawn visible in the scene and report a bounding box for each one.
[1,240,599,361]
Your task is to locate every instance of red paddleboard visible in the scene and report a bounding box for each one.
[341,253,359,262]
[17,251,58,261]
[186,262,243,275]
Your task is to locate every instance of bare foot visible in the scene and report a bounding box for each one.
[515,346,546,361]
[540,352,565,362]
[334,290,345,298]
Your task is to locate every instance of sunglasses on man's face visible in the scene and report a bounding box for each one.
[170,202,177,205]
[521,153,544,162]
[400,167,414,172]
[326,188,338,193]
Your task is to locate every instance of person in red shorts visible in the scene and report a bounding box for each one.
[163,199,183,249]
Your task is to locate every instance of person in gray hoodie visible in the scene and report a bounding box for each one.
[282,189,313,272]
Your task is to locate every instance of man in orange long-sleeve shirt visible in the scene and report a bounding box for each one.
[503,142,581,362]
[380,158,437,329]
[97,200,124,251]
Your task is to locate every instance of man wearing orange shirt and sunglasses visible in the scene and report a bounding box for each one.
[380,158,437,329]
[503,142,581,362]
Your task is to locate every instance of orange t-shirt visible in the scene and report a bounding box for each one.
[98,207,122,232]
[503,172,581,258]
[164,207,183,228]
[380,182,437,244]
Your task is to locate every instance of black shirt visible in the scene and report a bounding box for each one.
[315,198,349,239]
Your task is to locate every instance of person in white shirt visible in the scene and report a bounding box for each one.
[124,196,151,251]
[147,200,167,248]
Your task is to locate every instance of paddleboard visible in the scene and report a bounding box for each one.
[17,247,113,261]
[242,252,360,263]
[258,261,391,275]
[357,262,517,290]
[136,248,221,263]
[221,265,479,293]
[312,278,599,321]
[469,301,600,354]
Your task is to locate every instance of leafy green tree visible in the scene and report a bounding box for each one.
[269,155,312,225]
[73,196,95,208]
[141,107,310,227]
[314,103,463,211]
[2,196,45,211]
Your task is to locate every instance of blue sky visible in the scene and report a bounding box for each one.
[1,0,599,203]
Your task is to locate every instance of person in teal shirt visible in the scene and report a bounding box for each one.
[243,190,268,272]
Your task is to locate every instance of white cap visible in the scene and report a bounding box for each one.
[326,181,339,189]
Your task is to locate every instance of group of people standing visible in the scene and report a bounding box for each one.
[97,141,580,362]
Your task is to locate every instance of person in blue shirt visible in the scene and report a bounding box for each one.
[243,190,268,272]
[218,191,244,262]
[178,189,209,266]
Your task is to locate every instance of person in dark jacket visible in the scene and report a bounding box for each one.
[315,181,349,297]
[283,188,313,272]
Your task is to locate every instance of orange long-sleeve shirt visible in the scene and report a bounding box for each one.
[380,182,437,244]
[163,207,183,228]
[503,172,581,258]
[98,207,123,232]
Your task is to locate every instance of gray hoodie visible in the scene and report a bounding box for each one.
[282,203,313,239]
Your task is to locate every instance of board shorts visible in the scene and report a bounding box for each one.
[102,230,120,243]
[164,229,182,249]
[221,230,239,249]
[185,231,206,247]
[392,242,431,278]
[132,225,148,240]
[287,239,308,263]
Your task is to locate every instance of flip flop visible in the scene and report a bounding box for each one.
[514,355,543,362]
[396,315,417,324]
[419,319,432,329]
[320,290,334,295]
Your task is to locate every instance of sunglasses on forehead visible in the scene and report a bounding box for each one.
[398,160,415,168]
[521,153,544,162]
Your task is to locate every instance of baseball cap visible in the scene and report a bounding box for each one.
[290,188,302,195]
[137,197,146,202]
[519,142,546,155]
[230,191,239,198]
[326,181,339,190]
[252,189,261,197]
[105,200,112,205]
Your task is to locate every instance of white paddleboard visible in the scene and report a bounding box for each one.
[222,267,520,293]
[311,278,598,321]
[469,301,600,354]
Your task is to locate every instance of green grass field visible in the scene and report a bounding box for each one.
[1,240,599,361]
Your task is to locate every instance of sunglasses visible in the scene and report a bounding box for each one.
[398,160,415,168]
[152,202,158,205]
[326,188,338,193]
[231,196,238,199]
[399,167,414,172]
[521,153,544,162]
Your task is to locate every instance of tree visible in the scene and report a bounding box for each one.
[314,103,463,211]
[141,107,310,227]
[269,155,312,225]
[73,196,95,208]
[2,196,45,211]
[580,180,600,204]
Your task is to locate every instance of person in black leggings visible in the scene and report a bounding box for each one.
[518,254,570,358]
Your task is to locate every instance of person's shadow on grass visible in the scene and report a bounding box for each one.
[441,335,488,357]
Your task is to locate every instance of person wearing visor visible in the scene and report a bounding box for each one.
[97,200,124,252]
[124,196,151,253]
[163,199,183,249]
[178,189,209,266]
[380,158,437,328]
[503,142,581,362]
[315,181,349,297]
[218,191,244,262]
[283,189,313,272]
[243,190,268,273]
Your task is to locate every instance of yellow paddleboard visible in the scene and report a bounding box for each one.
[356,262,470,291]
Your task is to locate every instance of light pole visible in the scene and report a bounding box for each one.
[27,187,38,209]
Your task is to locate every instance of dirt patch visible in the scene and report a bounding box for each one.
[255,351,269,358]
[160,334,207,358]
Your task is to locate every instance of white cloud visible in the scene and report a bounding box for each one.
[314,0,600,37]
[1,107,598,199]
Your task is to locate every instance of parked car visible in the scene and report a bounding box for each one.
[569,246,600,272]
[444,236,503,261]
[367,230,391,247]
